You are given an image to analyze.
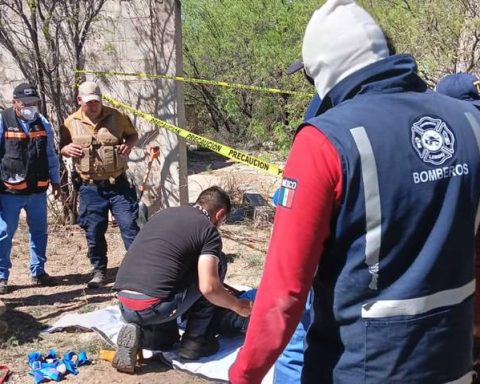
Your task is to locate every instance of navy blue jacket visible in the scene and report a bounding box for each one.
[302,55,480,384]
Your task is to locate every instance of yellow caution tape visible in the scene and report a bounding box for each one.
[103,95,284,176]
[76,69,313,98]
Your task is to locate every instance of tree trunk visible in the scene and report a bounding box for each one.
[456,0,480,73]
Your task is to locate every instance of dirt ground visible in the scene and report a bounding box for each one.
[0,152,282,383]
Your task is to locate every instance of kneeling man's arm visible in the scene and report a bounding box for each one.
[198,255,252,317]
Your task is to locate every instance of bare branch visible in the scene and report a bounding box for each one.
[0,0,107,222]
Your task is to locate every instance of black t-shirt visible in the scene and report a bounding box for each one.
[113,206,222,298]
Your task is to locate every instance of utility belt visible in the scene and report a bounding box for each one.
[81,173,128,186]
[73,172,128,190]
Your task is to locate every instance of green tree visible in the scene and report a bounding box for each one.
[0,0,107,124]
[182,0,480,151]
[360,0,479,83]
[0,0,107,224]
[182,0,321,150]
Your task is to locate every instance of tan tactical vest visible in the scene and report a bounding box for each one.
[70,120,127,180]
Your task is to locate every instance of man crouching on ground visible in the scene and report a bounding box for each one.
[112,186,252,373]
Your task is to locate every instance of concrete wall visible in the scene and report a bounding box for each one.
[0,0,188,212]
[82,0,188,210]
[0,50,26,110]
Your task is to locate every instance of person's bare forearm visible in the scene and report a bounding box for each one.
[204,284,238,309]
[202,283,251,317]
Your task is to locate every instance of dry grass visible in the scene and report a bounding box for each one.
[0,153,280,383]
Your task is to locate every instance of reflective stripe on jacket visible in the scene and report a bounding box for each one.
[0,108,49,194]
[302,55,480,384]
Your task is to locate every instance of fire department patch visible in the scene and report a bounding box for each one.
[411,116,455,166]
[278,178,297,208]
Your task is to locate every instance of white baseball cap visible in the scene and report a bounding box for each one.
[78,81,102,102]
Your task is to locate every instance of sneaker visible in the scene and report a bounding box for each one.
[178,334,219,360]
[112,323,141,373]
[0,280,7,295]
[87,270,106,288]
[31,273,54,286]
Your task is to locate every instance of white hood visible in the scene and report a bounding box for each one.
[302,0,389,99]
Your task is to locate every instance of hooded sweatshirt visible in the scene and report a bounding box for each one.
[229,1,480,383]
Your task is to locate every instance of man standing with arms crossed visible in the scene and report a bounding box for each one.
[60,81,139,288]
[230,0,480,383]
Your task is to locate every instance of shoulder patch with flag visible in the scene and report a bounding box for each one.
[278,178,297,208]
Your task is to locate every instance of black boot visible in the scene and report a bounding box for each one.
[178,334,219,360]
[112,323,141,373]
[179,294,219,359]
[210,307,249,336]
[141,320,180,350]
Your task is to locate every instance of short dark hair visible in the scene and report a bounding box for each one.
[195,186,231,216]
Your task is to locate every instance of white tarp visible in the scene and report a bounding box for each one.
[44,305,273,383]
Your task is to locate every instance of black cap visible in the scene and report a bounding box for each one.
[286,60,304,75]
[436,73,480,108]
[13,83,40,103]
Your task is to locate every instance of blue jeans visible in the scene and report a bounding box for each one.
[78,176,139,272]
[120,279,204,328]
[0,192,48,280]
[119,254,230,347]
[273,291,313,384]
[119,277,217,348]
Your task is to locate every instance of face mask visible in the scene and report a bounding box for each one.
[20,106,39,121]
